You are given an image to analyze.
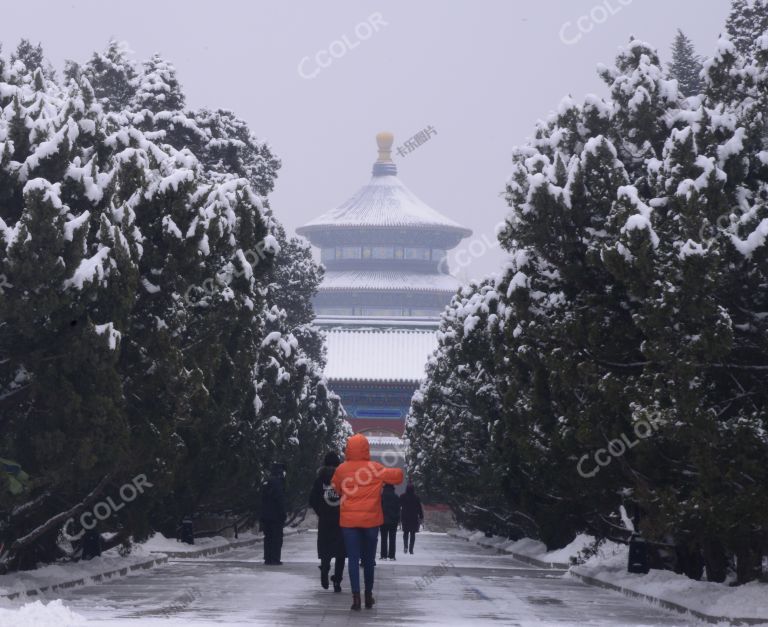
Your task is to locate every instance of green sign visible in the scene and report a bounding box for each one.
[0,457,29,495]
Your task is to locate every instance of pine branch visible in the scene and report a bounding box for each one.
[9,474,112,554]
[591,357,650,369]
[9,491,51,520]
[0,383,31,402]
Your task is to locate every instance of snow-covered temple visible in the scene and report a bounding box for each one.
[297,132,471,438]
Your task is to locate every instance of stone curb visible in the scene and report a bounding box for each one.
[569,571,768,626]
[158,527,305,560]
[447,531,570,570]
[0,555,169,601]
[0,528,304,601]
[155,536,263,559]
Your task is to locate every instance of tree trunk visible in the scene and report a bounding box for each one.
[734,535,762,584]
[675,543,704,581]
[703,539,728,583]
[8,474,112,570]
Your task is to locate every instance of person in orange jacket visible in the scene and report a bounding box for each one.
[331,433,403,611]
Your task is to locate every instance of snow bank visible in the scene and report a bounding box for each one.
[454,528,568,566]
[0,532,260,599]
[541,533,596,563]
[455,528,768,622]
[0,600,84,626]
[573,544,768,621]
[0,545,159,598]
[142,530,258,554]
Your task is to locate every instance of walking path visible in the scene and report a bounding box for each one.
[43,532,692,625]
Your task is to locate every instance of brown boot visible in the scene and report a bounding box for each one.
[350,593,361,611]
[364,591,375,609]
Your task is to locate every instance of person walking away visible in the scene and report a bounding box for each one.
[332,433,403,611]
[380,484,400,560]
[309,451,346,592]
[400,482,424,555]
[260,462,286,565]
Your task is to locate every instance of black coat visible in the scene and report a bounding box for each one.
[400,488,424,533]
[381,485,400,527]
[260,474,286,523]
[309,465,345,560]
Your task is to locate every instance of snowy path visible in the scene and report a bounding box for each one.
[43,532,690,626]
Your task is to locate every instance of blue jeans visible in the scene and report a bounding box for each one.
[342,527,378,594]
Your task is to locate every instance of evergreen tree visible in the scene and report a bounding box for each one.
[726,0,768,55]
[0,41,348,569]
[129,53,204,153]
[192,108,281,196]
[118,48,346,524]
[668,29,703,97]
[134,53,185,113]
[10,39,54,80]
[0,60,138,568]
[81,40,138,112]
[406,281,516,535]
[408,33,768,584]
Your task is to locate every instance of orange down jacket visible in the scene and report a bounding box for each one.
[331,434,404,528]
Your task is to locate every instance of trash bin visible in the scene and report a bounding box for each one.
[628,534,650,574]
[180,516,195,545]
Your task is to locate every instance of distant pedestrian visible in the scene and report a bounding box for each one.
[332,433,403,611]
[400,482,424,555]
[309,451,346,592]
[81,528,102,560]
[380,484,400,560]
[260,462,286,565]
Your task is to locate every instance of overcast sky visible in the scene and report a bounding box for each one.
[4,0,731,280]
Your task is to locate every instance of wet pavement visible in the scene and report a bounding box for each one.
[44,531,693,626]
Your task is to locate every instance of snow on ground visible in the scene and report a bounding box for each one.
[141,531,259,554]
[454,527,579,564]
[574,543,768,622]
[545,534,596,563]
[0,532,259,599]
[456,527,768,623]
[0,599,85,626]
[0,547,159,598]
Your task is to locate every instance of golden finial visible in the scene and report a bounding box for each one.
[376,131,394,162]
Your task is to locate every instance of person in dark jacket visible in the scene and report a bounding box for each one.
[400,482,424,555]
[379,484,400,560]
[260,462,286,565]
[309,451,346,592]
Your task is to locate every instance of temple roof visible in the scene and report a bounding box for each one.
[321,270,460,293]
[297,132,471,240]
[298,175,471,234]
[322,328,437,383]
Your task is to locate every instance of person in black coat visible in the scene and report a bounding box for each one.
[379,484,400,560]
[260,462,286,565]
[309,451,346,592]
[400,482,424,555]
